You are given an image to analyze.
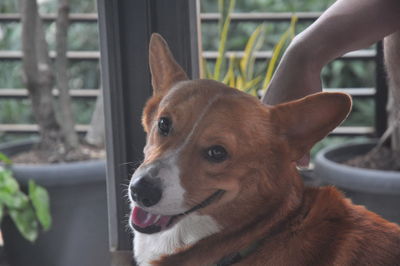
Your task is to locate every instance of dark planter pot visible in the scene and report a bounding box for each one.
[0,139,110,266]
[314,141,400,224]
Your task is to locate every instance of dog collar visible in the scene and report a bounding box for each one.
[212,239,262,266]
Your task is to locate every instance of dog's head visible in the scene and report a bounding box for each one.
[129,33,352,234]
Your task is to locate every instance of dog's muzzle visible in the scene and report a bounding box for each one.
[130,190,225,234]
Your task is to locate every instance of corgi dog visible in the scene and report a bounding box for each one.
[128,33,400,266]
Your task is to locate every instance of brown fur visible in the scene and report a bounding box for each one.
[141,34,400,266]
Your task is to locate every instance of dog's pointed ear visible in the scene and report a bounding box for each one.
[149,33,188,95]
[270,92,352,161]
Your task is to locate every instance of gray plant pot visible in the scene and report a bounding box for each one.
[314,141,400,224]
[0,139,110,266]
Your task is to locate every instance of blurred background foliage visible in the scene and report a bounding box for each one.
[0,0,375,158]
[0,0,99,142]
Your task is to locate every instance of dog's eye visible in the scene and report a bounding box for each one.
[158,117,171,136]
[205,145,228,163]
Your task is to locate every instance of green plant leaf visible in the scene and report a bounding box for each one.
[244,76,263,92]
[0,204,4,223]
[213,0,235,81]
[29,180,52,231]
[222,54,236,85]
[0,169,28,209]
[0,152,12,165]
[9,207,38,242]
[0,189,29,209]
[217,0,226,32]
[0,169,20,194]
[236,75,244,90]
[201,58,211,79]
[240,24,265,81]
[262,15,298,91]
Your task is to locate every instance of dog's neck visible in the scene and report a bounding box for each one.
[152,168,306,266]
[215,164,305,235]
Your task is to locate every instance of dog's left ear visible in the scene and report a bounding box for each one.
[270,92,352,161]
[142,34,188,133]
[149,33,188,95]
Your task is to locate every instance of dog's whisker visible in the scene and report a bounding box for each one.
[121,160,142,166]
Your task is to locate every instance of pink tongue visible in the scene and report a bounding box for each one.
[131,206,172,229]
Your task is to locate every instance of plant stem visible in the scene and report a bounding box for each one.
[55,0,79,150]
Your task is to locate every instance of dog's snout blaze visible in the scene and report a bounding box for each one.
[130,176,162,207]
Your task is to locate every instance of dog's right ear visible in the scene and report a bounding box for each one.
[149,33,188,95]
[270,92,352,162]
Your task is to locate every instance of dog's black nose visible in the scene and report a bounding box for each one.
[130,176,162,207]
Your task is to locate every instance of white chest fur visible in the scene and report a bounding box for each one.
[134,214,221,266]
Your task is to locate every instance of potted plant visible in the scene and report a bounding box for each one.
[314,33,400,224]
[0,153,51,242]
[0,140,109,266]
[0,153,51,264]
[0,0,109,265]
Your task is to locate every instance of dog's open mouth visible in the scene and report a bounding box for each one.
[131,190,224,234]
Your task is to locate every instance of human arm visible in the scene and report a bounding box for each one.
[262,0,400,105]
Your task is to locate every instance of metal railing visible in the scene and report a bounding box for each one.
[200,12,322,22]
[0,13,97,22]
[0,88,99,98]
[0,50,99,60]
[0,12,382,137]
[202,50,376,60]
